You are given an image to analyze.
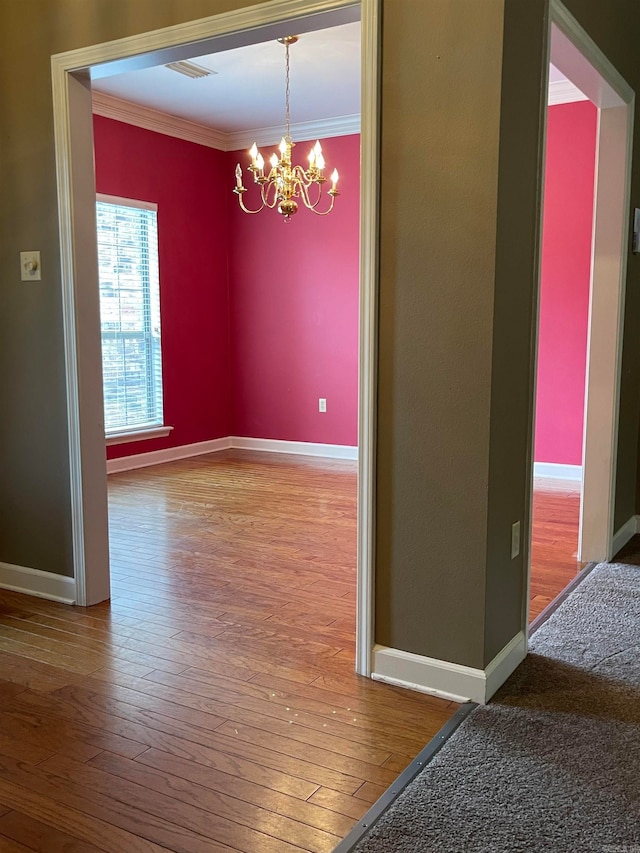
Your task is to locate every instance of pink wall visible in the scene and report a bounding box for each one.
[94,116,232,460]
[94,117,360,456]
[534,100,598,466]
[228,134,360,446]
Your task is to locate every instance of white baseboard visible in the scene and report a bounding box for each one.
[612,515,639,558]
[107,436,358,473]
[0,562,77,605]
[229,437,358,460]
[371,631,527,704]
[484,631,527,700]
[107,437,232,473]
[533,462,582,481]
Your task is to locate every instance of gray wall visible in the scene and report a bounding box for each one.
[375,0,504,670]
[375,0,640,669]
[1,0,639,669]
[485,0,547,664]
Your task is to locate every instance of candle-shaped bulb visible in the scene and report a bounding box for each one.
[308,147,316,167]
[330,168,339,189]
[316,153,325,171]
[279,137,287,155]
[256,153,265,172]
[314,140,323,156]
[270,153,279,169]
[249,143,258,164]
[235,164,243,188]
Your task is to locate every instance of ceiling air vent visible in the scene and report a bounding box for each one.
[165,61,216,79]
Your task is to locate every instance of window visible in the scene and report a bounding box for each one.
[96,195,164,438]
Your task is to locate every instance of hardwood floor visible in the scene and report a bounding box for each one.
[0,450,457,852]
[0,455,585,850]
[529,476,584,621]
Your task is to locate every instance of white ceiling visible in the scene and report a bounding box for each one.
[548,63,588,104]
[92,22,361,134]
[549,63,568,84]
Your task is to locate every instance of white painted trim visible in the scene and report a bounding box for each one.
[107,437,231,473]
[96,191,158,211]
[550,5,634,105]
[0,563,77,605]
[547,79,588,106]
[53,65,112,607]
[356,0,379,680]
[371,670,471,705]
[372,632,526,705]
[229,437,357,460]
[484,631,527,701]
[106,425,173,446]
[227,114,360,150]
[92,91,228,149]
[533,462,582,480]
[611,515,639,558]
[107,437,358,472]
[53,1,378,664]
[523,3,552,637]
[579,97,633,562]
[53,68,88,605]
[92,92,360,150]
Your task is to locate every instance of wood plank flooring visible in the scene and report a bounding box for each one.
[0,454,584,850]
[0,450,457,852]
[529,476,585,621]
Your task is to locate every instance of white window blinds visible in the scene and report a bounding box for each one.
[96,196,164,436]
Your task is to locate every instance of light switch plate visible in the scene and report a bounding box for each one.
[20,251,41,281]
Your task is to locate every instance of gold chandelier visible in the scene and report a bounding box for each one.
[233,35,340,222]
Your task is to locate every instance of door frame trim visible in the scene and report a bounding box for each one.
[528,0,634,624]
[51,0,380,676]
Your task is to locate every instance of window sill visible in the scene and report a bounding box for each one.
[105,426,174,446]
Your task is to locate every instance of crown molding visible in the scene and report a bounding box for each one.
[92,91,360,152]
[225,114,361,150]
[548,79,588,106]
[92,91,228,149]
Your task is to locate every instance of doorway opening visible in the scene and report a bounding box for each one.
[51,0,379,676]
[529,1,634,624]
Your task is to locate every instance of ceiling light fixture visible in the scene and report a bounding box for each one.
[233,36,340,222]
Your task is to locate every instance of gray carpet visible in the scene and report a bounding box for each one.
[351,561,640,852]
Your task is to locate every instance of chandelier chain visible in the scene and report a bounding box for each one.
[285,41,291,140]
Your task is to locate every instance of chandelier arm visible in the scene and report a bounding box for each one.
[237,194,266,215]
[298,180,337,215]
[262,180,281,209]
[298,181,326,210]
[291,166,320,190]
[308,196,337,216]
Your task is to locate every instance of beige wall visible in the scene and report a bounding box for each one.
[1,0,639,669]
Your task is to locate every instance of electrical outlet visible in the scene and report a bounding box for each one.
[511,521,521,559]
[318,398,327,413]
